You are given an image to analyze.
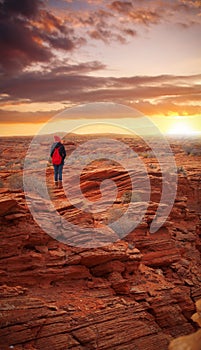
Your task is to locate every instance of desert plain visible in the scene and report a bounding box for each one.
[0,133,201,350]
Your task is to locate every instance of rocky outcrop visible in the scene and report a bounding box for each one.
[169,299,201,350]
[0,135,201,349]
[0,189,28,220]
[0,291,172,350]
[0,181,200,349]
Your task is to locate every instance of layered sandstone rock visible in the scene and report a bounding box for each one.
[0,135,201,350]
[169,299,201,350]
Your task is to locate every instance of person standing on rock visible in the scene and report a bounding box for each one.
[50,136,66,188]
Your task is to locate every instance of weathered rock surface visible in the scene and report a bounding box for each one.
[169,299,201,350]
[0,135,200,349]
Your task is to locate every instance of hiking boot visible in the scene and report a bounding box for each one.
[58,181,63,189]
[54,181,58,188]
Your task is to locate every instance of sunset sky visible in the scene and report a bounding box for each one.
[0,0,200,136]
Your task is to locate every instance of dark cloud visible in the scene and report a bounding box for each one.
[0,0,199,74]
[51,61,106,75]
[0,74,106,103]
[0,0,78,73]
[0,70,200,121]
[39,31,75,51]
[41,10,68,33]
[0,61,108,103]
[1,71,200,103]
[0,17,52,73]
[1,0,42,18]
[0,0,200,124]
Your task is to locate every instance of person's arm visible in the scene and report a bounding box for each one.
[63,145,66,159]
[50,145,54,157]
[50,143,56,157]
[59,144,66,159]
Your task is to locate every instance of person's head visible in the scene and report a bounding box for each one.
[54,135,61,143]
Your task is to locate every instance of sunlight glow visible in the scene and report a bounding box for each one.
[167,118,197,135]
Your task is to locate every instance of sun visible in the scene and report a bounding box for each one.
[167,117,196,135]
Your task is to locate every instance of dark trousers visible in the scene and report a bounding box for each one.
[53,164,63,181]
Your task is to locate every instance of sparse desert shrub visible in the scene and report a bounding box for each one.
[141,152,149,158]
[177,166,187,176]
[121,190,141,203]
[183,145,192,155]
[183,145,201,156]
[141,150,155,158]
[121,190,132,203]
[190,148,201,156]
[149,163,157,169]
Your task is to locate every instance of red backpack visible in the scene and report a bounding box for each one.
[52,147,62,165]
